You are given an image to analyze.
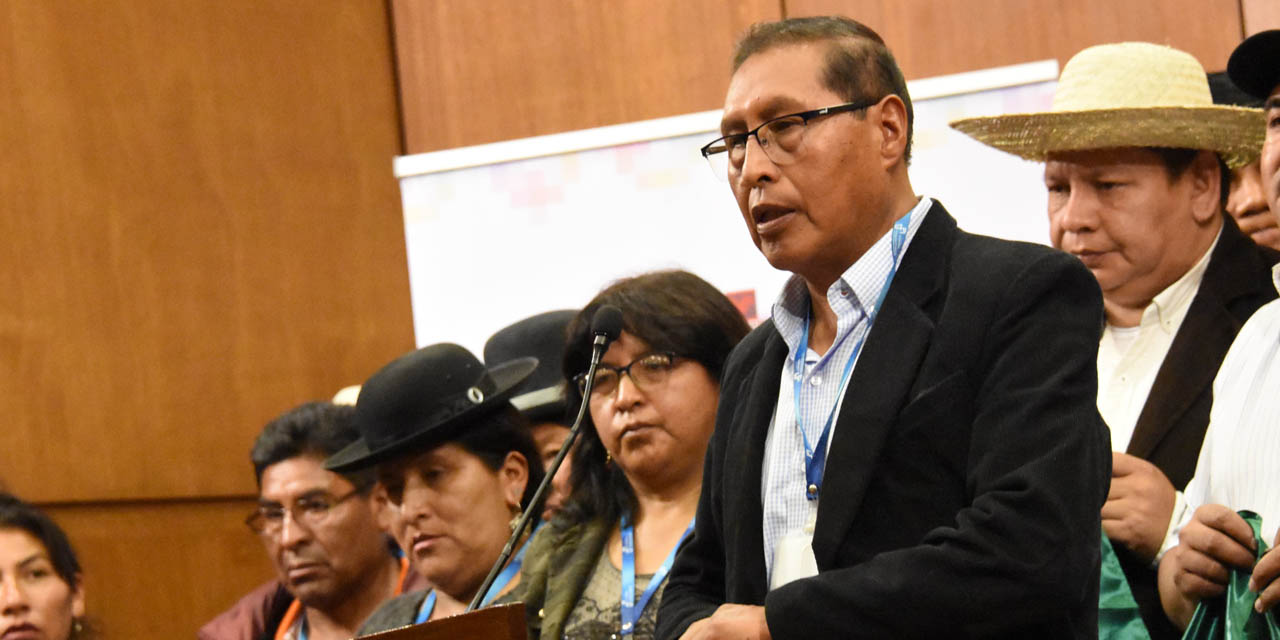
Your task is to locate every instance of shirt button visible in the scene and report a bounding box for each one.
[841,288,850,297]
[810,376,822,386]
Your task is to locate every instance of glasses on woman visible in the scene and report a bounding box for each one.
[699,99,878,179]
[245,489,361,537]
[575,352,682,399]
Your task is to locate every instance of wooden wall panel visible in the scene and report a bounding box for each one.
[0,1,414,502]
[1243,0,1280,36]
[43,498,274,639]
[391,0,781,154]
[784,0,1244,77]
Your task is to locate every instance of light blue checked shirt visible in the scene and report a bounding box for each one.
[760,196,932,581]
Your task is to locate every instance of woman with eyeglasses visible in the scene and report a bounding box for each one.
[329,343,547,635]
[0,493,91,640]
[516,270,750,640]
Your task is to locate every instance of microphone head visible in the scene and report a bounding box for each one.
[590,305,624,342]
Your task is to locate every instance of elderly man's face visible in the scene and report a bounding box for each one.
[1261,86,1280,228]
[1045,148,1217,311]
[721,42,893,282]
[256,454,390,610]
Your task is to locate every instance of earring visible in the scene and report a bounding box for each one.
[605,451,613,467]
[509,510,522,532]
[73,619,84,635]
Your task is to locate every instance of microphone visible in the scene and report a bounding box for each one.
[467,305,623,612]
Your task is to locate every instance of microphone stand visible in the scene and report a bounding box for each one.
[466,326,616,612]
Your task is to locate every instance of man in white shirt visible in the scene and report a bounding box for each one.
[1158,29,1280,630]
[953,42,1277,638]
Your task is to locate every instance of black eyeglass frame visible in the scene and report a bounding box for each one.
[572,351,682,397]
[699,99,880,165]
[244,487,364,536]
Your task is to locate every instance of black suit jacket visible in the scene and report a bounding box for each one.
[656,202,1112,639]
[1114,214,1280,640]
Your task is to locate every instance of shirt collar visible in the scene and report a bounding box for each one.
[1140,228,1220,333]
[773,196,933,354]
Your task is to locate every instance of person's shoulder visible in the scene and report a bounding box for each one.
[197,580,292,640]
[357,589,430,636]
[723,320,781,374]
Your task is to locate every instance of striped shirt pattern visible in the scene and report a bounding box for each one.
[760,196,932,580]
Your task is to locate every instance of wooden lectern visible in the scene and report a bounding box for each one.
[359,603,526,640]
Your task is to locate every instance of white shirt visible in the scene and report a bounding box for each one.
[759,196,931,581]
[1096,232,1218,451]
[1167,263,1280,554]
[1096,232,1217,562]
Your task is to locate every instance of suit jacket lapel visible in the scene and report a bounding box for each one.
[726,328,788,599]
[1127,218,1266,459]
[811,202,952,567]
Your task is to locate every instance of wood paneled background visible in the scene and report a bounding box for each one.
[2,0,1274,637]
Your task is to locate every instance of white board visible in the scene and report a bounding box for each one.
[396,60,1058,354]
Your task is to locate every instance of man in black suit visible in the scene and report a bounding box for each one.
[954,42,1278,638]
[656,16,1110,640]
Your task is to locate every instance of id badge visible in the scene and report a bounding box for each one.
[770,507,819,590]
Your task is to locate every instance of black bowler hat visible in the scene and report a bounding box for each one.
[325,343,536,472]
[1228,30,1280,99]
[484,310,576,426]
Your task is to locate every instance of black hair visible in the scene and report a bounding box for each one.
[732,15,914,164]
[0,493,94,639]
[250,402,374,490]
[1149,147,1230,209]
[559,270,750,525]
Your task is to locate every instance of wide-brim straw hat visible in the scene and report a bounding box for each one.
[950,42,1264,169]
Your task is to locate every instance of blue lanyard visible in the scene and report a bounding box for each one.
[792,214,909,501]
[413,590,438,624]
[412,521,542,624]
[619,511,696,637]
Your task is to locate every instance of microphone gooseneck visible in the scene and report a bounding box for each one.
[466,305,624,612]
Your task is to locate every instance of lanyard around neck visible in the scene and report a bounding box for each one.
[792,213,910,502]
[412,520,542,624]
[619,511,696,637]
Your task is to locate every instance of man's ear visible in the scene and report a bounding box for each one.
[876,93,910,168]
[499,451,530,511]
[1188,150,1224,225]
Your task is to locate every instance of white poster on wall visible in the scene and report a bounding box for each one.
[395,60,1058,354]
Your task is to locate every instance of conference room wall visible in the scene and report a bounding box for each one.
[1,0,410,636]
[394,0,1257,155]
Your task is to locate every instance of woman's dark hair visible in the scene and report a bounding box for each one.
[559,270,750,525]
[0,493,93,638]
[452,404,546,512]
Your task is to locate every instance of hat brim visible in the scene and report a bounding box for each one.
[324,357,538,472]
[950,105,1264,169]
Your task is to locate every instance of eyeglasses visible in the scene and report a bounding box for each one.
[699,100,878,180]
[574,352,681,399]
[245,488,362,537]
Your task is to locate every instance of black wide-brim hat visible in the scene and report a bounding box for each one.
[483,310,576,425]
[1229,29,1280,99]
[325,343,537,472]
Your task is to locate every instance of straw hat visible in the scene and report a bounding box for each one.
[950,42,1264,169]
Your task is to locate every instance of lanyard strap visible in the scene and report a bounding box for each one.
[413,590,438,625]
[413,521,543,624]
[619,511,696,637]
[792,214,909,501]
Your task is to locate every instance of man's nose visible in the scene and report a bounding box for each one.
[278,511,311,548]
[1053,189,1100,235]
[1228,162,1269,218]
[737,134,780,188]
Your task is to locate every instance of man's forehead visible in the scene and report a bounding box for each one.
[1267,84,1280,110]
[722,43,834,127]
[259,454,351,500]
[1045,148,1169,171]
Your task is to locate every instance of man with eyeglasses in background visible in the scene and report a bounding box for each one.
[199,401,425,640]
[656,15,1109,640]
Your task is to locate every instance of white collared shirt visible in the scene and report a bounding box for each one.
[759,196,932,581]
[1096,232,1219,451]
[1167,263,1280,555]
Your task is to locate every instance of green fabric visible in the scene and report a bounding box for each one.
[511,514,613,640]
[1182,511,1280,640]
[1100,529,1153,640]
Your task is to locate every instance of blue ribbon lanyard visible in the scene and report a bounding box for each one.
[413,521,543,624]
[619,511,696,637]
[793,214,909,502]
